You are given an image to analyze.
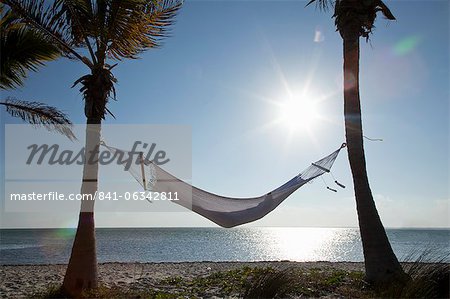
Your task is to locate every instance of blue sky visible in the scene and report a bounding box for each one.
[1,0,448,228]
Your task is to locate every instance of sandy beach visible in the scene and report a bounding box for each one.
[1,261,365,298]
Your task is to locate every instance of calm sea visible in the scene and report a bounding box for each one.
[0,228,448,265]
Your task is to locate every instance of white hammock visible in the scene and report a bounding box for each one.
[102,143,346,228]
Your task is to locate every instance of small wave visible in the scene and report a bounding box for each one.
[0,244,43,250]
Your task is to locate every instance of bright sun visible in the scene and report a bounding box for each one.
[278,96,319,131]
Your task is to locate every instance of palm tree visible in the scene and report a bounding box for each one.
[3,0,182,295]
[307,0,406,284]
[1,5,74,139]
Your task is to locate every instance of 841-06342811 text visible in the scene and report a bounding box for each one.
[97,191,179,201]
[9,191,179,201]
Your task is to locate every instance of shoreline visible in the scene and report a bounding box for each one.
[1,260,367,266]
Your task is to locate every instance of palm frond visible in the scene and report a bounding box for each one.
[306,0,333,11]
[0,8,60,89]
[106,0,183,60]
[376,0,396,20]
[3,0,85,62]
[3,0,183,122]
[59,0,92,44]
[57,0,97,64]
[1,97,77,140]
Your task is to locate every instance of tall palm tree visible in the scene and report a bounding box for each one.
[307,0,406,284]
[1,5,74,139]
[3,0,182,295]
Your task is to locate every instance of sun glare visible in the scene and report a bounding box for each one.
[278,96,319,131]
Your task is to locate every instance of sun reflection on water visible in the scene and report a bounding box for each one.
[252,227,362,262]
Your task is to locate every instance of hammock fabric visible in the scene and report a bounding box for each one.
[102,143,346,228]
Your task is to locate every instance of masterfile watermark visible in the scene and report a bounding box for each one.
[10,192,95,201]
[26,141,170,170]
[4,124,192,213]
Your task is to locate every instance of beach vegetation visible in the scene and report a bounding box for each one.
[33,266,374,298]
[33,262,449,298]
[376,251,450,298]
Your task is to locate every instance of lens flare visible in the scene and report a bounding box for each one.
[54,227,76,239]
[393,35,422,56]
[314,27,324,43]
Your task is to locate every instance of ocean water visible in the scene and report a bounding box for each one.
[0,227,449,265]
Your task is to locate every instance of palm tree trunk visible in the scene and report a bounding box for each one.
[62,117,101,296]
[342,33,404,284]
